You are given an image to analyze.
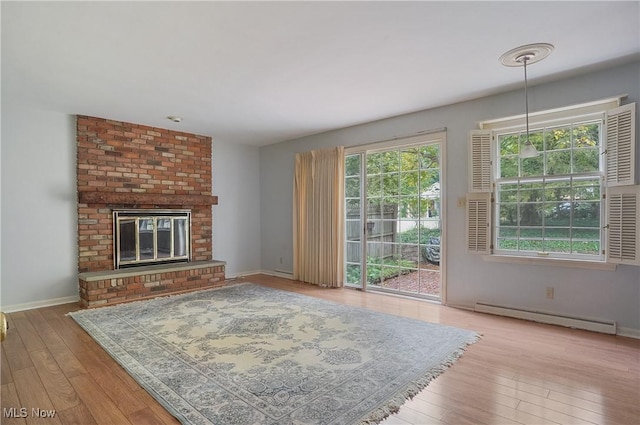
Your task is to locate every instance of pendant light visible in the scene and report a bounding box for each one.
[499,43,554,158]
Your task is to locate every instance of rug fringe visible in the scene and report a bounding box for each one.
[359,334,481,425]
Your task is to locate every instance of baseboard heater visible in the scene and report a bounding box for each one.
[474,303,617,335]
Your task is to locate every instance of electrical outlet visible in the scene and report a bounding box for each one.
[279,257,283,264]
[457,197,466,208]
[546,287,554,299]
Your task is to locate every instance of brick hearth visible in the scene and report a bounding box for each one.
[78,261,225,308]
[76,116,225,307]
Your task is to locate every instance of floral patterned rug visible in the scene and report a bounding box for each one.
[69,283,479,425]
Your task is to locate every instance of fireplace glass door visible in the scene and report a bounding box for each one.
[114,210,191,268]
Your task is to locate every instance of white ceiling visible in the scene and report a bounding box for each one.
[2,1,639,146]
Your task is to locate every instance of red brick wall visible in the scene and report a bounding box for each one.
[76,116,213,272]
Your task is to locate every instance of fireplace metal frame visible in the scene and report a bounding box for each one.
[113,209,191,269]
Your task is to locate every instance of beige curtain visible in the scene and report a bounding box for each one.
[293,146,345,287]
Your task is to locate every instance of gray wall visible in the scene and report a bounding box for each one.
[0,102,262,309]
[259,61,640,332]
[212,140,261,276]
[1,102,77,308]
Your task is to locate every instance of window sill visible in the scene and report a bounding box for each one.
[481,254,618,271]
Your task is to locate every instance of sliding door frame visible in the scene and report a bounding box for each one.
[344,130,448,304]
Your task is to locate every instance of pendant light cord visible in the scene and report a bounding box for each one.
[523,55,530,144]
[500,44,554,158]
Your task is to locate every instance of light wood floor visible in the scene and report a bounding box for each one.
[2,274,639,425]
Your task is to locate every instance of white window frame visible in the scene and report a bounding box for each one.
[467,95,639,268]
[492,117,605,261]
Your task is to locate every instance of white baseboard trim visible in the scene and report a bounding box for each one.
[259,270,295,280]
[225,270,295,280]
[617,327,640,339]
[2,295,80,313]
[446,303,476,312]
[225,270,263,280]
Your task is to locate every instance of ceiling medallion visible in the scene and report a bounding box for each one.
[499,43,554,67]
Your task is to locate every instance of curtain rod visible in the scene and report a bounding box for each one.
[348,127,447,150]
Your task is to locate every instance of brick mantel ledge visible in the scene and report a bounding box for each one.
[78,191,218,206]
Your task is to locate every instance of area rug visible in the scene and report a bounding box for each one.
[69,283,479,425]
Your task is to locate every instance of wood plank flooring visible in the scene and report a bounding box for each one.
[1,274,638,424]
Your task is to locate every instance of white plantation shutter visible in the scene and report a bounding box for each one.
[469,130,492,192]
[605,103,636,187]
[606,186,640,265]
[467,192,491,254]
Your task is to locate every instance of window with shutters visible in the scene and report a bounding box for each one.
[470,97,638,265]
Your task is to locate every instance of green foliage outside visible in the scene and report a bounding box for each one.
[346,145,441,220]
[497,225,599,254]
[346,225,440,285]
[396,225,440,244]
[497,239,598,254]
[346,256,415,285]
[498,123,600,179]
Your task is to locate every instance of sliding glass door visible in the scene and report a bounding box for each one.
[345,137,443,301]
[345,153,365,288]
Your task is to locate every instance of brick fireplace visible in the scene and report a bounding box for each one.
[76,116,225,307]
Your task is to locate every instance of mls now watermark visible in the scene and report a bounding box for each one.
[3,407,57,418]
